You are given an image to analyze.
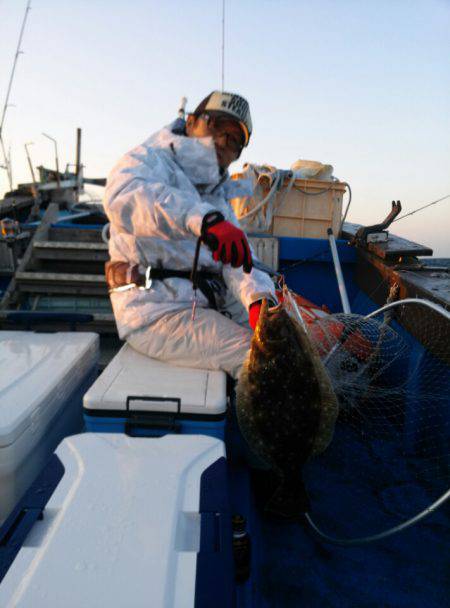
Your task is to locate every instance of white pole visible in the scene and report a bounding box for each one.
[328,228,351,314]
[42,132,61,188]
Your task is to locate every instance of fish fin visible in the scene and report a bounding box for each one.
[264,474,310,520]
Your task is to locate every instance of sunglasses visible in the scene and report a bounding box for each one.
[201,113,244,154]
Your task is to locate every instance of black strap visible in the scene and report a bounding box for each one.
[149,261,220,311]
[149,266,218,282]
[196,277,219,310]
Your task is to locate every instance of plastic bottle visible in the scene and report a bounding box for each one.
[232,514,251,584]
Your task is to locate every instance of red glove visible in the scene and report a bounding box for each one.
[201,212,252,273]
[249,301,263,331]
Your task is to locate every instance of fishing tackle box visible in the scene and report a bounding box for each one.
[0,433,234,607]
[83,343,228,439]
[0,331,99,524]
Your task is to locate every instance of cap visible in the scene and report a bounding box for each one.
[193,91,252,147]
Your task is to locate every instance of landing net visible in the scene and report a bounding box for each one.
[298,299,450,544]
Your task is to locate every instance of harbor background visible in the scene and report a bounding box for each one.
[1,0,449,254]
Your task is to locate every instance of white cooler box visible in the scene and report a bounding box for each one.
[83,344,228,440]
[0,433,234,608]
[0,331,99,523]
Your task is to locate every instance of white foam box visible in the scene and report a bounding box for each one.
[0,331,99,523]
[0,433,233,608]
[83,344,227,439]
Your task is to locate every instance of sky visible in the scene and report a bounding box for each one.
[1,0,449,255]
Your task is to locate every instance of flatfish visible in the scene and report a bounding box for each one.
[236,299,339,518]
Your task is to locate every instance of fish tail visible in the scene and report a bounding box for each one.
[264,473,310,520]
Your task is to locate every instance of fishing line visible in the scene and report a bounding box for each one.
[393,194,450,223]
[220,0,225,90]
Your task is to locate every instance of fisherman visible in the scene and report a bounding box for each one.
[104,91,276,379]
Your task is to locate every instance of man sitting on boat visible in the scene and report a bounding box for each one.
[103,91,276,378]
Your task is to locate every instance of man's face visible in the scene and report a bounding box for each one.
[185,113,244,171]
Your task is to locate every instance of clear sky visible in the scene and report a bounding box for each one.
[1,0,449,254]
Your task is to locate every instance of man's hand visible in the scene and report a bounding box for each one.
[201,212,252,273]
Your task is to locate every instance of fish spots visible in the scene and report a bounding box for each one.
[235,301,339,517]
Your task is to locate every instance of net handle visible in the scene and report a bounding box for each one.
[304,486,450,546]
[364,297,450,322]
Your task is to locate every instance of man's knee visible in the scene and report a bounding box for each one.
[126,307,251,378]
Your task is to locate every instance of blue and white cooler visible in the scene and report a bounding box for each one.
[0,433,234,607]
[83,344,228,440]
[0,331,99,524]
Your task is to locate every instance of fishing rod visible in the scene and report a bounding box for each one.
[0,0,32,190]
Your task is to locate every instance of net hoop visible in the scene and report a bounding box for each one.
[305,297,450,546]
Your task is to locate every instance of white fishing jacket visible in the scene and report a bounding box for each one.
[103,122,275,338]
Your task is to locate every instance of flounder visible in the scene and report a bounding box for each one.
[236,299,339,518]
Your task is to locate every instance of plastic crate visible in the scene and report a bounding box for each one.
[231,175,347,238]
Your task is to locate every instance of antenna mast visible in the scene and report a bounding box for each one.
[221,0,225,90]
[0,0,32,191]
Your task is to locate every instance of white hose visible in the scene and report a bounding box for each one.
[305,297,450,546]
[238,167,296,233]
[238,170,282,222]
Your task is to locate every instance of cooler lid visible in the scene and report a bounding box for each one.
[0,332,99,448]
[0,433,226,607]
[83,343,227,416]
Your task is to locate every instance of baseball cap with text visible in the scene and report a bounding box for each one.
[193,91,252,147]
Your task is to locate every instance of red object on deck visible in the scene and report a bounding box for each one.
[275,289,371,360]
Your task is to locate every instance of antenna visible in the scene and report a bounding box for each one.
[42,132,61,188]
[221,0,225,90]
[0,0,32,191]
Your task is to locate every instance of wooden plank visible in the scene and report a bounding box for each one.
[34,241,108,250]
[16,284,108,296]
[354,249,450,364]
[0,310,114,323]
[33,240,108,262]
[49,227,104,243]
[37,261,106,275]
[342,222,433,259]
[0,310,117,334]
[15,271,108,296]
[34,251,108,262]
[0,204,60,309]
[398,269,450,308]
[16,271,106,284]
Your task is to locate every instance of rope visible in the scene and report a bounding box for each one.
[339,182,352,232]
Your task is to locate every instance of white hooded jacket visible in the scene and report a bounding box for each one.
[103,122,276,339]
